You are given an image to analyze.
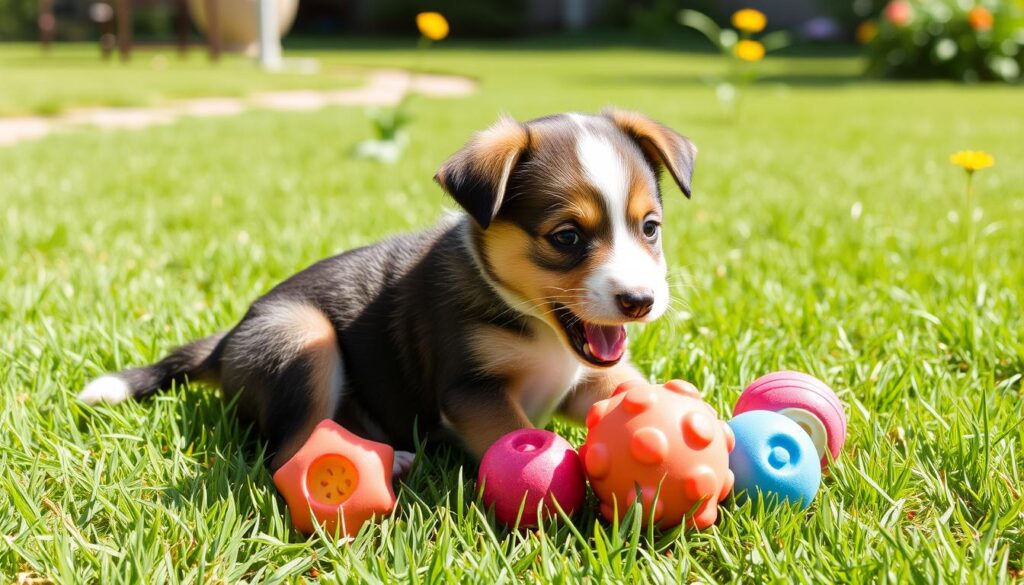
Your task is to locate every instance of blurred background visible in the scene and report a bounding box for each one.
[2,0,1022,80]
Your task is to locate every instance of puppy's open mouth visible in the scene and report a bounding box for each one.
[552,303,627,366]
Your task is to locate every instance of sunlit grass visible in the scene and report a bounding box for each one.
[0,43,360,116]
[1,41,1022,583]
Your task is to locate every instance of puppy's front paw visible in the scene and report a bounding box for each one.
[392,450,416,478]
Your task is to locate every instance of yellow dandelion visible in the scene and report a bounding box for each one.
[735,39,766,62]
[732,9,767,34]
[416,12,449,41]
[950,150,995,173]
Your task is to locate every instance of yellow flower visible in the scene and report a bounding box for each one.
[855,20,878,44]
[732,9,767,33]
[735,40,766,62]
[416,12,449,41]
[950,150,995,172]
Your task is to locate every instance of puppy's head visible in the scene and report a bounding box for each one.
[436,110,696,368]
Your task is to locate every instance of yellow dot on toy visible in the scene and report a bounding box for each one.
[306,455,360,505]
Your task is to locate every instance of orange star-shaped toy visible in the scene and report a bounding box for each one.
[273,420,397,537]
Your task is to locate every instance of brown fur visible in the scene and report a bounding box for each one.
[444,388,533,458]
[434,116,530,228]
[604,108,697,197]
[560,362,645,421]
[479,216,614,351]
[219,301,342,466]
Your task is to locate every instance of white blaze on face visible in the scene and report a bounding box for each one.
[576,130,668,322]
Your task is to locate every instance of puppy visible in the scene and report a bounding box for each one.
[79,110,697,475]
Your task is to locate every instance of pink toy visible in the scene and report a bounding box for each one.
[733,371,846,468]
[580,380,734,529]
[478,429,586,528]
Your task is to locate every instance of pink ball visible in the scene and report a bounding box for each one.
[734,371,846,468]
[478,429,586,528]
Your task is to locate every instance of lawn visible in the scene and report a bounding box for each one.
[0,44,360,116]
[2,38,1023,583]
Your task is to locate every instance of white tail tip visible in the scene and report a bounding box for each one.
[78,375,131,405]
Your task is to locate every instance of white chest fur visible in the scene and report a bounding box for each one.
[515,322,584,425]
[467,320,584,427]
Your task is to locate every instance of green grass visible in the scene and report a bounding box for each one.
[0,44,360,116]
[2,39,1023,583]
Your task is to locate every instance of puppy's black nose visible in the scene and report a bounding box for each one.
[616,290,655,319]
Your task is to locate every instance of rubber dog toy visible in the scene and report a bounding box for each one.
[478,429,585,528]
[734,371,846,468]
[273,419,396,537]
[580,380,734,529]
[727,410,821,508]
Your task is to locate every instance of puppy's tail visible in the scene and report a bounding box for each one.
[78,332,226,405]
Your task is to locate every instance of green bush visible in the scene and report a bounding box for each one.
[603,0,725,38]
[0,0,37,40]
[865,0,1024,82]
[819,0,886,36]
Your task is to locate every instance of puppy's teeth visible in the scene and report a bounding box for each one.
[583,343,592,358]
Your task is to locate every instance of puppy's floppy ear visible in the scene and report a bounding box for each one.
[603,109,698,198]
[434,115,529,229]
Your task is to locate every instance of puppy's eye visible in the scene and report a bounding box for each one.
[642,220,660,239]
[549,228,582,248]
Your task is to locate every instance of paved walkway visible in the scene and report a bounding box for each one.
[0,69,477,147]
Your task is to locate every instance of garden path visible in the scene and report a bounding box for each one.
[0,69,476,147]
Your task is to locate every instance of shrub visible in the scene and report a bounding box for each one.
[0,0,42,40]
[864,0,1024,82]
[602,0,724,39]
[819,0,887,35]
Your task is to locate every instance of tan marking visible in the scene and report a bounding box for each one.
[543,185,605,234]
[626,177,662,260]
[446,394,533,458]
[472,115,529,171]
[270,302,337,348]
[467,325,537,380]
[482,221,557,307]
[560,362,644,421]
[435,115,529,218]
[604,109,696,194]
[481,220,605,329]
[250,303,342,471]
[467,323,582,425]
[627,177,659,225]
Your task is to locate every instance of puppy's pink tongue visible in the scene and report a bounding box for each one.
[583,323,627,362]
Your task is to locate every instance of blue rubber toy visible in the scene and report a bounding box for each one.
[727,410,821,509]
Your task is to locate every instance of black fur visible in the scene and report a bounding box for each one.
[109,218,527,463]
[118,333,224,398]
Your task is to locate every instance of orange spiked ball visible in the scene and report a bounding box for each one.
[580,380,734,529]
